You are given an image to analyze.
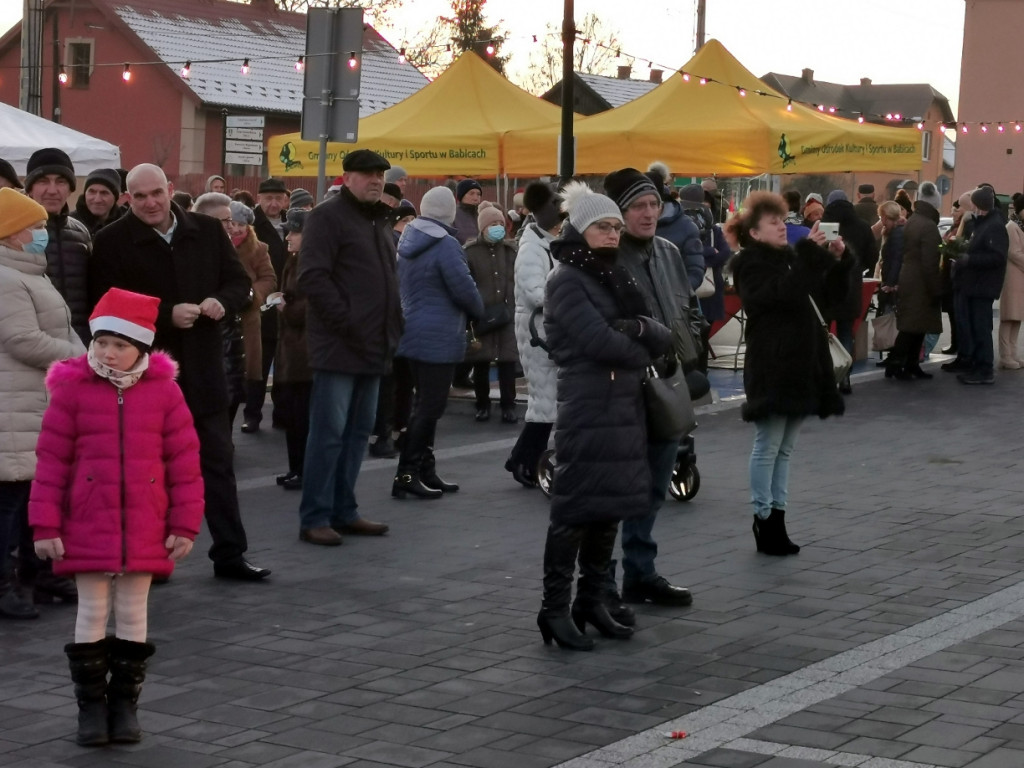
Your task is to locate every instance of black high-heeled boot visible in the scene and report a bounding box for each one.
[421,447,458,493]
[753,509,800,556]
[572,522,632,639]
[392,419,442,500]
[538,523,594,651]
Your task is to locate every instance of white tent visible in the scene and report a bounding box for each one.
[0,101,121,175]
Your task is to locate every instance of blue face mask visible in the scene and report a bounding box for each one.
[485,225,505,242]
[23,229,49,254]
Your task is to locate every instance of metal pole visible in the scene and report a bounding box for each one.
[221,108,228,179]
[316,9,337,203]
[50,11,60,122]
[558,0,574,186]
[695,0,706,52]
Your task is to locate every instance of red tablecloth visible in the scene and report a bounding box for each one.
[709,279,880,338]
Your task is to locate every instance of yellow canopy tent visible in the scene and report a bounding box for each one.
[267,52,564,177]
[503,39,923,176]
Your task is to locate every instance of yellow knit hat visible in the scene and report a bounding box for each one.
[0,188,47,240]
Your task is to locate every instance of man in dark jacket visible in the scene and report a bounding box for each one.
[25,148,92,344]
[853,184,879,227]
[295,149,399,546]
[70,168,125,235]
[953,185,1009,384]
[90,163,270,582]
[245,178,290,432]
[601,167,695,612]
[653,180,705,292]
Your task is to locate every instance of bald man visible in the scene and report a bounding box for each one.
[89,164,270,581]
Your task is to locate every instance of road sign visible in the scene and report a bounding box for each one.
[224,151,263,166]
[225,127,263,141]
[226,115,265,128]
[301,7,363,143]
[226,139,264,154]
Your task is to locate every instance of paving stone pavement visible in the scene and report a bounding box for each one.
[6,359,1024,768]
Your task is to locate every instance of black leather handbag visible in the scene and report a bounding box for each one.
[642,364,697,442]
[474,302,512,336]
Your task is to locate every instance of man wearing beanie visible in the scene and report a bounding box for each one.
[90,163,270,582]
[453,178,483,245]
[25,147,92,345]
[601,167,695,611]
[71,168,125,235]
[296,148,398,546]
[947,185,1009,385]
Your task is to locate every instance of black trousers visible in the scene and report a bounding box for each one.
[276,381,312,475]
[192,410,248,564]
[508,421,552,475]
[243,332,280,425]
[392,356,414,434]
[398,362,454,473]
[472,361,517,410]
[373,374,394,439]
[891,332,925,369]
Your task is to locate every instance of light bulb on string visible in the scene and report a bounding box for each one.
[736,86,745,96]
[894,113,901,121]
[885,113,893,120]
[786,99,792,111]
[348,51,358,69]
[122,63,131,82]
[1016,122,1022,133]
[240,58,250,75]
[295,55,304,73]
[398,47,406,64]
[58,65,68,85]
[998,122,1005,133]
[180,60,191,79]
[699,77,706,85]
[828,106,836,113]
[817,104,825,112]
[961,124,968,134]
[916,122,924,130]
[682,71,690,82]
[981,123,988,133]
[485,43,495,55]
[857,114,865,124]
[532,35,537,43]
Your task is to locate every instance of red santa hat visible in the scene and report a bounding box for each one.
[89,288,159,351]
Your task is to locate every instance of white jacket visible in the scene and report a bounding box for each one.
[0,243,84,481]
[513,224,557,423]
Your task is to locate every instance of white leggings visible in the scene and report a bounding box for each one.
[74,573,152,643]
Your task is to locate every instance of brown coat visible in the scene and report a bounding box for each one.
[464,237,518,363]
[1001,223,1024,322]
[235,229,277,380]
[275,251,311,383]
[896,202,943,335]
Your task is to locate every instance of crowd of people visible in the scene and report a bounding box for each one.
[0,138,1018,744]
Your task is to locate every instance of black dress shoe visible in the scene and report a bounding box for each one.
[501,408,518,424]
[282,474,303,491]
[213,559,271,581]
[276,471,298,486]
[941,358,971,372]
[240,420,260,434]
[622,575,692,606]
[474,405,491,422]
[941,345,957,355]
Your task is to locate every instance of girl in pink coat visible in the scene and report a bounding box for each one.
[29,287,204,747]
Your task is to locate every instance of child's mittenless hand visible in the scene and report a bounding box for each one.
[35,538,65,561]
[165,535,194,561]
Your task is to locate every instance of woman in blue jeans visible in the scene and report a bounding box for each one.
[727,192,853,556]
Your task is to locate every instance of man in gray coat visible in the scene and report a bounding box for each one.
[603,167,696,615]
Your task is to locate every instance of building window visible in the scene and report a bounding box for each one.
[66,39,93,88]
[922,130,931,162]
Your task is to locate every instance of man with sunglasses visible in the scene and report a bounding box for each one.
[601,168,697,619]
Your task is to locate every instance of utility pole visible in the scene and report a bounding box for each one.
[558,0,574,187]
[20,0,44,115]
[695,0,706,52]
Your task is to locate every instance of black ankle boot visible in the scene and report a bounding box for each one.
[421,450,458,492]
[392,473,442,499]
[603,560,635,627]
[537,611,594,650]
[771,508,800,554]
[753,510,800,556]
[65,639,110,746]
[107,639,156,744]
[539,523,594,651]
[571,599,633,638]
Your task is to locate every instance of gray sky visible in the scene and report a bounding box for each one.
[0,0,966,115]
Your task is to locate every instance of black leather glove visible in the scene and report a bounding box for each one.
[612,318,643,338]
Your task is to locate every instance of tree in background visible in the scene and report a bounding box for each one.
[520,13,621,95]
[273,0,402,28]
[441,0,508,75]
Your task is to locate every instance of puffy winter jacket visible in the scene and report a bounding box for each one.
[656,200,705,290]
[44,209,92,344]
[514,224,557,423]
[0,243,85,482]
[29,352,204,578]
[396,218,484,363]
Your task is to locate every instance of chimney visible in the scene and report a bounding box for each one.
[617,65,631,80]
[650,69,663,84]
[801,68,814,85]
[860,77,872,87]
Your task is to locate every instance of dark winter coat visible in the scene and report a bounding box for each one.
[396,218,484,364]
[253,206,287,342]
[454,203,479,245]
[854,197,879,227]
[70,195,126,236]
[730,239,854,422]
[896,203,942,334]
[956,209,1009,299]
[29,352,204,578]
[221,314,245,409]
[464,236,518,363]
[698,224,732,323]
[822,199,874,321]
[297,187,402,375]
[44,208,92,344]
[275,251,311,384]
[544,236,672,527]
[89,204,253,416]
[656,200,706,291]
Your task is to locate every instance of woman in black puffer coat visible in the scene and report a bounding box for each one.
[727,192,854,558]
[539,183,671,652]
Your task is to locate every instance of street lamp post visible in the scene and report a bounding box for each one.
[558,0,574,186]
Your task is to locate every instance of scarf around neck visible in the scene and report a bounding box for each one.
[552,237,650,319]
[87,343,150,390]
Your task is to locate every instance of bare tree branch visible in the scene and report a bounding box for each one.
[516,12,620,95]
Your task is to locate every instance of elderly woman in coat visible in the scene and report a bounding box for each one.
[999,194,1024,368]
[224,200,277,431]
[886,183,944,380]
[727,192,852,557]
[464,205,519,423]
[0,188,85,619]
[538,183,671,652]
[505,182,562,487]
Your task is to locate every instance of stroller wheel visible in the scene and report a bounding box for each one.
[669,462,700,502]
[537,449,556,499]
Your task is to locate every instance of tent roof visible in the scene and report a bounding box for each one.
[0,102,121,175]
[504,40,923,176]
[267,52,564,176]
